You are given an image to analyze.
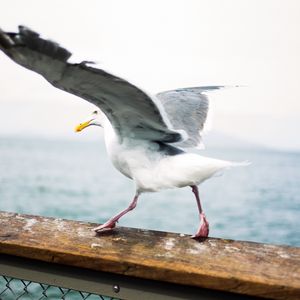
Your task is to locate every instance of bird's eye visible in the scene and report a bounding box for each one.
[93,110,98,114]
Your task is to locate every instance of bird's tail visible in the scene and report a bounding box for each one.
[229,160,251,167]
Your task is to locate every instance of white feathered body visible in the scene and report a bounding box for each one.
[103,117,235,193]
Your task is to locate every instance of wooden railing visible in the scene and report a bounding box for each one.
[0,211,299,299]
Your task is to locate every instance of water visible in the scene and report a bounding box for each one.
[0,136,299,247]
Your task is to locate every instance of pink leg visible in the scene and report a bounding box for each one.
[190,185,209,238]
[93,194,139,233]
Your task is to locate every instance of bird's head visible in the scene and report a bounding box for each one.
[75,110,103,132]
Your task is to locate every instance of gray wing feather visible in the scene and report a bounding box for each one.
[156,86,225,148]
[0,26,182,143]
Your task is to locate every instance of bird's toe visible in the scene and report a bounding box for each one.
[93,221,116,233]
[192,213,209,239]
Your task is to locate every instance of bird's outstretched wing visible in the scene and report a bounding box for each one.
[156,86,226,148]
[0,26,182,143]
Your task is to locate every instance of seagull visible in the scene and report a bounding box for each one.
[0,26,248,238]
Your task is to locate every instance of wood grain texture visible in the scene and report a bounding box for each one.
[0,211,299,299]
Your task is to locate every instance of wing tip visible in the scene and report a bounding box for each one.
[18,25,40,38]
[0,27,15,50]
[0,25,72,62]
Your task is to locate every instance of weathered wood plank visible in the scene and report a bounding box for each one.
[0,211,299,299]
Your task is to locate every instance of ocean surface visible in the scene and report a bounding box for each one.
[0,136,299,247]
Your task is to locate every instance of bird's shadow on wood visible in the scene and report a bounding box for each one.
[94,230,118,237]
[92,226,210,250]
[192,236,209,243]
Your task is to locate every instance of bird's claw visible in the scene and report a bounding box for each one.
[192,213,209,239]
[93,220,116,233]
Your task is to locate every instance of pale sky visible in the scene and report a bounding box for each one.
[0,0,300,151]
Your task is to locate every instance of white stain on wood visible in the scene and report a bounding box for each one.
[187,242,208,255]
[53,219,67,231]
[23,218,37,232]
[91,243,102,249]
[224,245,241,253]
[164,238,176,250]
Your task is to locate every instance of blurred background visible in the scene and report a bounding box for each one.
[0,0,299,246]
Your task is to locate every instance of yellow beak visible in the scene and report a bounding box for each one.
[75,120,91,132]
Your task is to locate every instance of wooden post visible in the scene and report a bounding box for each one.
[0,211,299,299]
